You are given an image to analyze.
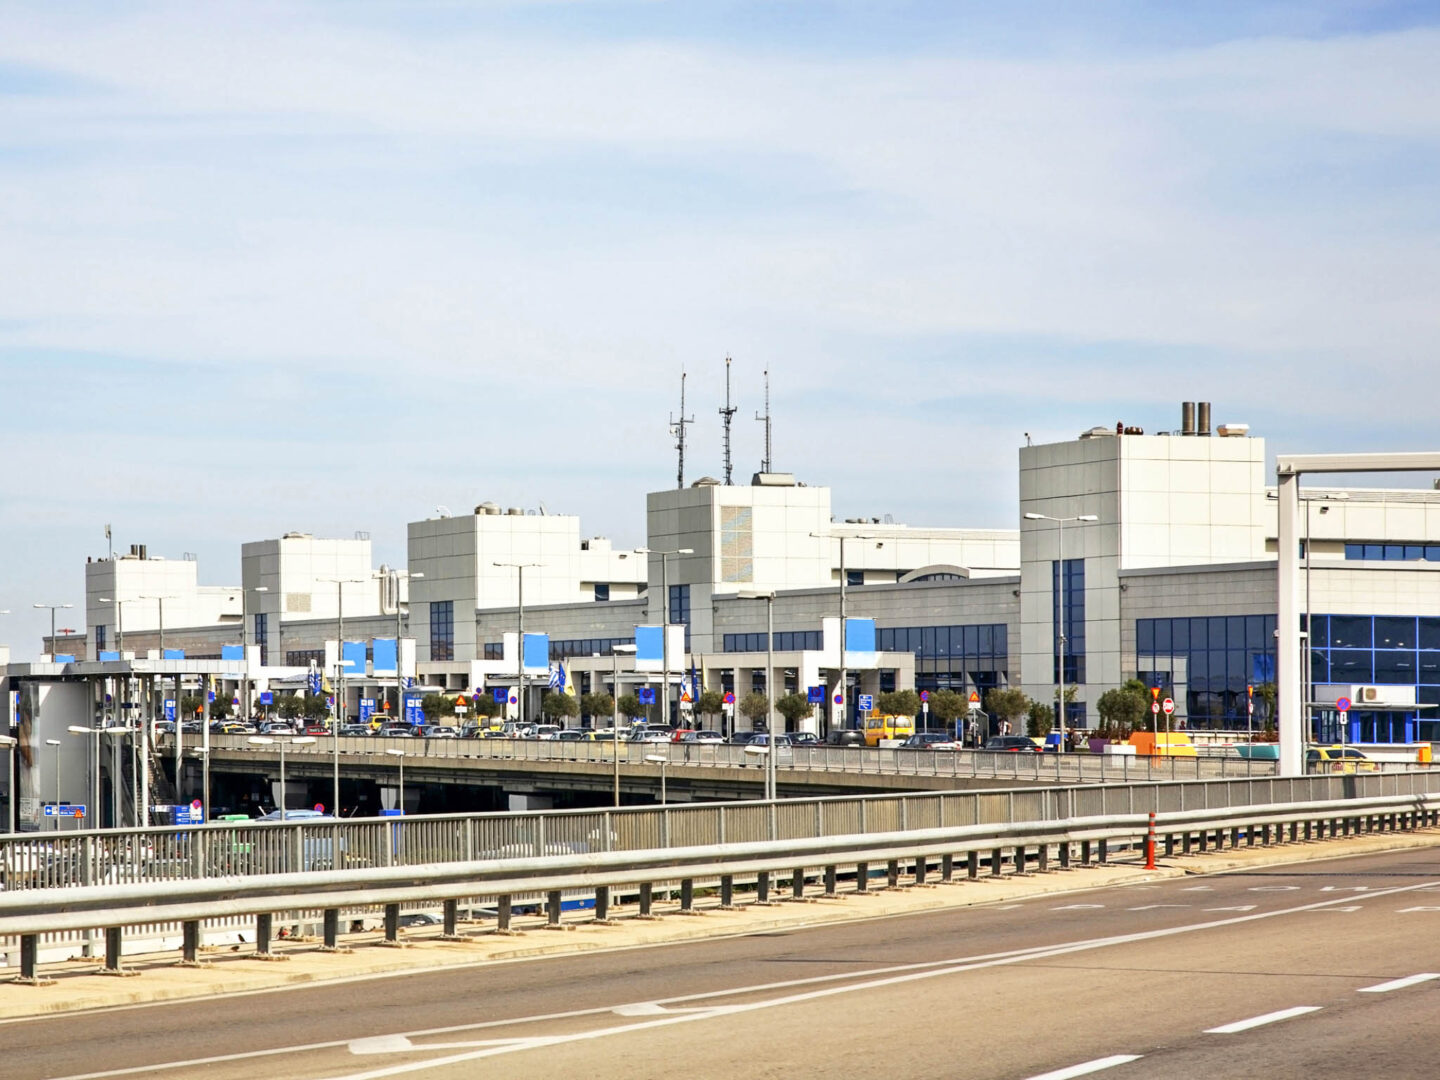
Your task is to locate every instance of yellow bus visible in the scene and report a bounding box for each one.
[862,714,916,747]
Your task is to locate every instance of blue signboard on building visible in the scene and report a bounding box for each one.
[404,693,424,724]
[164,699,176,722]
[638,687,656,705]
[360,698,375,723]
[260,691,274,706]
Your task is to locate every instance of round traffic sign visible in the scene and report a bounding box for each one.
[833,694,843,705]
[1162,698,1175,715]
[191,799,202,810]
[723,692,736,705]
[919,690,930,702]
[314,803,325,813]
[1335,696,1352,713]
[1151,702,1160,714]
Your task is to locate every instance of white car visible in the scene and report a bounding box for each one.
[532,725,562,740]
[425,726,461,739]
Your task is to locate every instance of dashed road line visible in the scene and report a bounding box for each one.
[1025,1055,1143,1080]
[1204,1006,1321,1034]
[1358,972,1440,993]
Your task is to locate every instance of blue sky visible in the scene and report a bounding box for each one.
[2,1,1439,658]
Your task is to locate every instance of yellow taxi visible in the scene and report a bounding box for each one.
[1306,746,1378,773]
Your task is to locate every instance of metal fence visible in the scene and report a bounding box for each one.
[8,771,1440,895]
[190,733,1295,783]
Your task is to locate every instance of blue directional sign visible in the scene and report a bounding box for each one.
[638,687,656,705]
[493,687,507,703]
[360,698,375,723]
[807,686,824,704]
[403,693,424,724]
[164,699,176,722]
[259,691,274,706]
[857,694,874,713]
[43,805,85,819]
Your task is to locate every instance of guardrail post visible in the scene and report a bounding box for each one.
[1245,825,1255,847]
[855,861,869,893]
[1038,844,1050,873]
[824,864,838,897]
[755,871,773,905]
[915,855,932,886]
[990,848,1002,877]
[1059,841,1072,869]
[639,881,659,917]
[382,903,403,945]
[179,920,205,966]
[100,927,134,976]
[940,854,954,883]
[440,899,463,940]
[1198,830,1208,853]
[321,908,350,952]
[720,875,739,909]
[15,934,55,986]
[594,886,615,924]
[1097,839,1108,864]
[1013,845,1028,875]
[254,913,286,960]
[1289,822,1299,842]
[496,895,517,934]
[544,890,568,930]
[679,878,701,914]
[1303,820,1313,841]
[886,859,899,888]
[790,869,806,901]
[966,850,979,880]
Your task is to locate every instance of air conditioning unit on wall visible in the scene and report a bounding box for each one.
[1350,685,1417,708]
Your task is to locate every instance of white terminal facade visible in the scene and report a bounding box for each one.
[13,402,1440,748]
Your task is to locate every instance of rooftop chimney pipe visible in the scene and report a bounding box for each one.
[1198,401,1211,436]
[1181,402,1196,436]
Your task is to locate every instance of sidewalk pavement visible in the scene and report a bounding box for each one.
[3,828,1435,1021]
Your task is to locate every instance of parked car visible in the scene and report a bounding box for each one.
[983,735,1043,753]
[788,732,820,747]
[742,733,793,765]
[825,728,866,747]
[1306,746,1377,773]
[532,725,562,740]
[212,721,250,735]
[627,730,671,744]
[903,732,962,750]
[556,729,590,742]
[668,728,696,742]
[681,730,724,744]
[257,721,297,736]
[339,724,372,737]
[425,726,461,739]
[380,723,419,737]
[727,731,758,745]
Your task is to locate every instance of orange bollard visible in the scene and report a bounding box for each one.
[1145,810,1157,870]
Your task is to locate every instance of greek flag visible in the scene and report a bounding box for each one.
[548,663,563,690]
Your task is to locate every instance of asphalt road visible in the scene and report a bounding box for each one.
[11,846,1440,1080]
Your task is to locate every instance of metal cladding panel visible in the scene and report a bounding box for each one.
[633,625,664,672]
[844,617,876,669]
[342,641,367,678]
[522,633,549,676]
[371,638,398,675]
[162,649,185,660]
[220,645,244,661]
[97,651,120,662]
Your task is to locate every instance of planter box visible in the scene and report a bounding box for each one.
[1236,744,1280,760]
[1087,738,1111,755]
[1102,743,1137,756]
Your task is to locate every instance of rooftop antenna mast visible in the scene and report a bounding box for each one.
[670,370,693,490]
[719,355,737,485]
[754,367,772,474]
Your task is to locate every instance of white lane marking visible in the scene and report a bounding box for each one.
[350,1037,416,1055]
[1249,885,1302,892]
[1180,886,1213,892]
[1204,906,1256,912]
[1127,905,1188,911]
[1320,885,1374,892]
[1398,906,1440,912]
[1025,1056,1143,1080]
[1310,906,1363,913]
[1205,1006,1321,1034]
[52,877,1440,1080]
[612,1003,669,1016]
[1358,973,1440,993]
[1053,904,1106,910]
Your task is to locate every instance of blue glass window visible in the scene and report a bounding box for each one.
[254,612,268,665]
[1375,617,1414,649]
[593,583,610,602]
[1329,617,1372,650]
[430,600,454,662]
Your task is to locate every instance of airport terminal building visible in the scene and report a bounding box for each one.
[13,404,1440,745]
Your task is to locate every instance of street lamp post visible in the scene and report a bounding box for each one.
[610,643,637,807]
[0,733,16,834]
[319,577,364,817]
[1023,513,1098,754]
[494,563,541,729]
[33,602,73,658]
[385,748,405,814]
[633,548,694,727]
[71,725,135,828]
[240,585,270,721]
[392,571,423,717]
[191,747,210,821]
[645,753,669,804]
[44,739,61,829]
[740,590,777,800]
[248,735,315,821]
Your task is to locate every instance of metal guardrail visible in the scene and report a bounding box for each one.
[4,785,1439,982]
[7,772,1440,895]
[192,733,1291,782]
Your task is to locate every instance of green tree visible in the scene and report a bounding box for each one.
[928,689,966,728]
[775,692,813,732]
[581,692,614,720]
[1027,698,1054,737]
[697,688,725,726]
[1095,679,1149,739]
[983,687,1029,730]
[877,689,921,718]
[276,693,302,720]
[739,691,771,725]
[541,692,580,722]
[617,693,642,721]
[302,693,330,720]
[180,694,207,719]
[421,692,453,723]
[471,695,504,721]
